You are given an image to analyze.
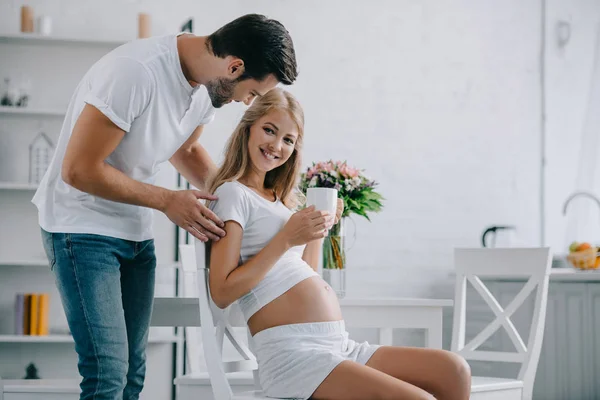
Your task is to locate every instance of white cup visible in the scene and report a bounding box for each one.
[306,187,338,216]
[37,16,52,36]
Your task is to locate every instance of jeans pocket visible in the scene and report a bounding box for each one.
[41,229,56,270]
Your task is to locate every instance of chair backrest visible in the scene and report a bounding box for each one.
[179,242,259,400]
[178,245,203,375]
[451,248,552,400]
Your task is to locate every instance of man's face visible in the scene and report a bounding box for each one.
[205,74,278,108]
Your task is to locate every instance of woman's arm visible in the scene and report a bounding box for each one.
[209,207,330,309]
[209,221,289,308]
[302,239,324,272]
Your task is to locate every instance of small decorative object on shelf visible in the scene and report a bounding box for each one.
[300,160,384,298]
[29,132,55,184]
[181,18,194,33]
[36,15,53,36]
[1,78,19,106]
[1,78,12,106]
[17,78,32,107]
[24,362,40,379]
[20,5,34,33]
[1,77,32,107]
[138,13,151,38]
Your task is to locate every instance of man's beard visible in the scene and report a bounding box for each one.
[205,77,238,108]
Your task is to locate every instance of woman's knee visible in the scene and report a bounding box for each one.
[438,350,471,395]
[447,351,471,384]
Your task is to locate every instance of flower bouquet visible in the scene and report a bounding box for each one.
[300,160,384,296]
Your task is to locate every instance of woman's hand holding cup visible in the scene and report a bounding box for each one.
[281,206,333,247]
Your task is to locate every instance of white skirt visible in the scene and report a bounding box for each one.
[251,320,381,399]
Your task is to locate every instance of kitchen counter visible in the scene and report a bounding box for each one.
[485,268,600,282]
[546,268,600,281]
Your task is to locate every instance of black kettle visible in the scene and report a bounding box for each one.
[481,226,517,248]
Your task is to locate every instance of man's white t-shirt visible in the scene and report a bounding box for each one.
[32,34,216,241]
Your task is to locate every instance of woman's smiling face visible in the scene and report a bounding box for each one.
[247,108,299,174]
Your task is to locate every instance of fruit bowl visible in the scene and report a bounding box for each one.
[566,247,600,270]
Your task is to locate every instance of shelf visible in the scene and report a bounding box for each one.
[0,333,179,344]
[0,33,127,47]
[0,182,38,190]
[0,260,182,268]
[0,260,49,267]
[0,106,65,117]
[0,335,73,343]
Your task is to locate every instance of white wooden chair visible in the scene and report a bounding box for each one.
[176,243,272,400]
[178,244,204,376]
[451,248,552,400]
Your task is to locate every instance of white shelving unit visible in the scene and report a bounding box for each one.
[0,260,182,268]
[0,182,38,190]
[0,33,127,47]
[0,333,179,344]
[0,106,65,117]
[0,32,180,398]
[0,260,48,267]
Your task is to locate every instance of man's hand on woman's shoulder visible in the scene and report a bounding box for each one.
[162,190,226,242]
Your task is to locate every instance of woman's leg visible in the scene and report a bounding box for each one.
[311,360,435,400]
[365,346,471,400]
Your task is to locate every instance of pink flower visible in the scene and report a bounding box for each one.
[314,161,334,174]
[339,163,360,179]
[305,167,317,179]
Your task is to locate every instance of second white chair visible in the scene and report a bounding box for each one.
[451,248,552,400]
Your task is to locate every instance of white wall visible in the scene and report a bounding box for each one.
[544,0,600,254]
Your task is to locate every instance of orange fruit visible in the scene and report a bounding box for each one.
[577,242,592,251]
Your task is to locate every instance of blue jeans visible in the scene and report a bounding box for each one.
[41,229,156,400]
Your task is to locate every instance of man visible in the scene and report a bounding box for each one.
[32,14,297,399]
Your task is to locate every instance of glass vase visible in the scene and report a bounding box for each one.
[322,217,346,298]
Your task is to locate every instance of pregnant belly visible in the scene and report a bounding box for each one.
[247,275,343,336]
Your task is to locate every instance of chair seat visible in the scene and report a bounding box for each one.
[232,390,269,399]
[175,370,255,386]
[471,376,523,392]
[175,371,269,400]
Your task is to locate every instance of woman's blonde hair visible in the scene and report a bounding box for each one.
[208,87,304,209]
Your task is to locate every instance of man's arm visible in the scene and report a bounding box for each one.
[62,104,225,241]
[169,125,217,192]
[62,104,172,210]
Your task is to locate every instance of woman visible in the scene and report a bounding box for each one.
[208,88,471,400]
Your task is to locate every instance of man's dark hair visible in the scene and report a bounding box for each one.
[207,14,298,85]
